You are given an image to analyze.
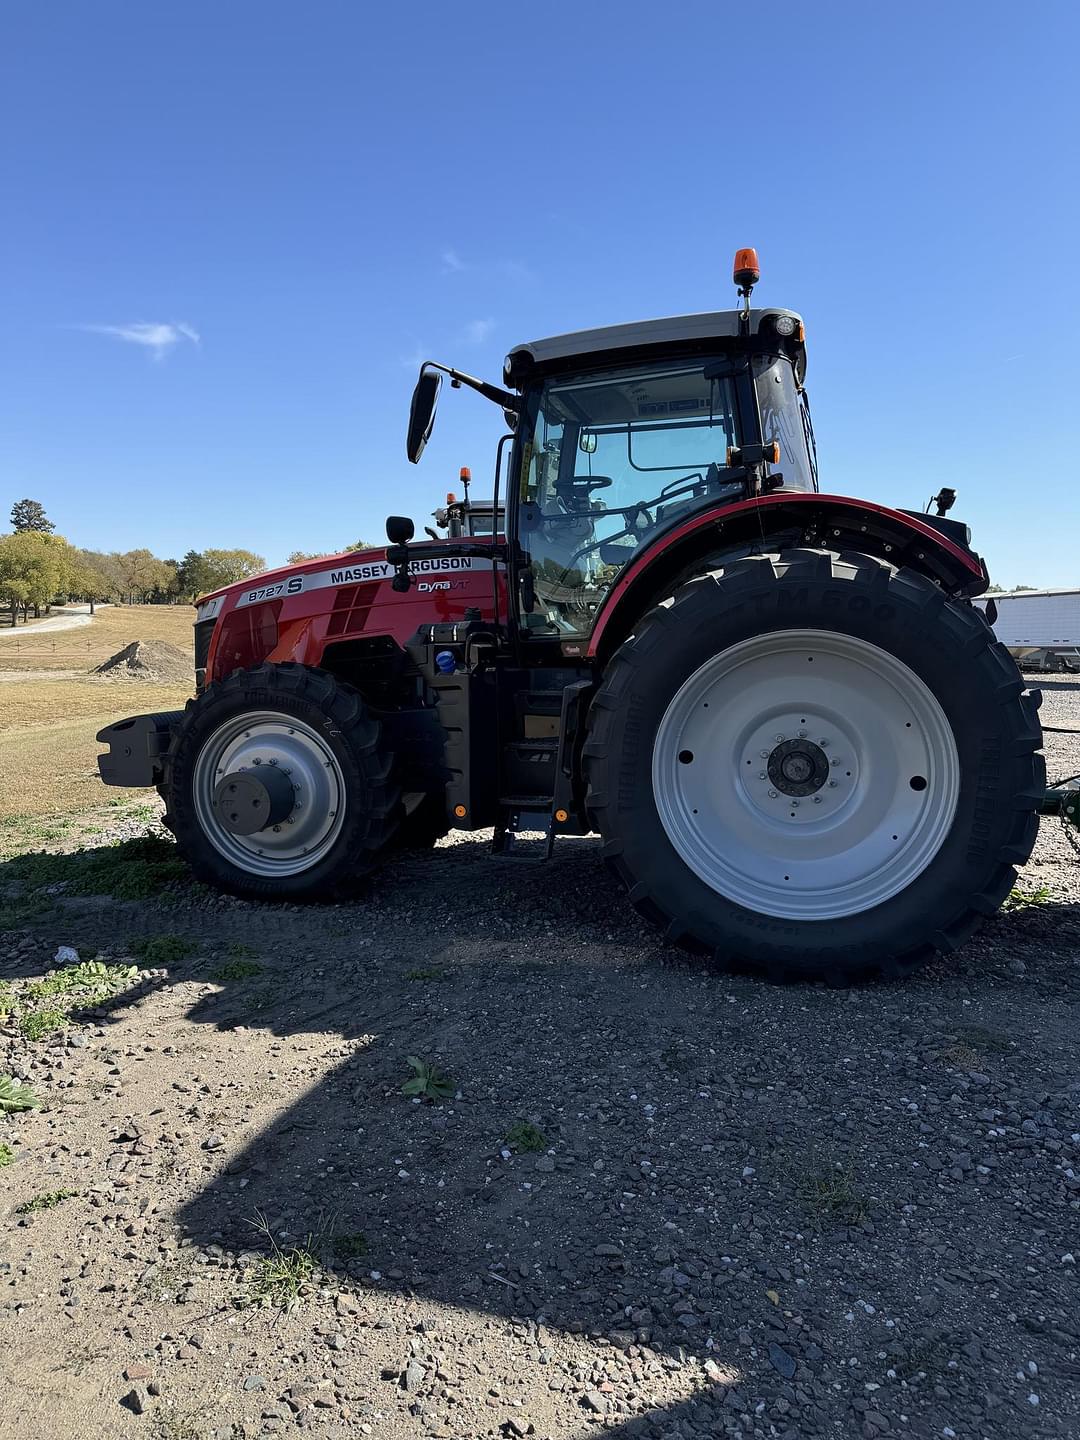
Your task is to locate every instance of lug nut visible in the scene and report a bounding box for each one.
[775,735,784,742]
[767,789,777,798]
[758,771,766,779]
[759,749,769,758]
[828,780,837,788]
[812,796,822,804]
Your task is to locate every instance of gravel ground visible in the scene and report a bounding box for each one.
[1,679,1079,1440]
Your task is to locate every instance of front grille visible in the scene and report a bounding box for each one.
[194,618,216,690]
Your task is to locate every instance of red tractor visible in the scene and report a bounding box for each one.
[98,250,1045,982]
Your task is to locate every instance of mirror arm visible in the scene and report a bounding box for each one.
[423,361,519,413]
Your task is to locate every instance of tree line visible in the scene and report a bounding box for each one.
[0,498,266,625]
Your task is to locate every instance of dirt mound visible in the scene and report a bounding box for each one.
[93,639,192,683]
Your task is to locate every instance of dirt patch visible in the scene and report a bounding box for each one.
[93,640,193,684]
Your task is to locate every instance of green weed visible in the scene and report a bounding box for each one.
[402,1055,455,1101]
[1003,883,1052,911]
[0,1076,42,1112]
[0,1143,14,1167]
[19,1007,67,1042]
[210,959,263,982]
[26,959,138,1002]
[505,1120,547,1153]
[244,1212,320,1312]
[131,935,194,967]
[783,1151,868,1227]
[330,1232,368,1260]
[4,834,188,901]
[405,966,445,981]
[16,1188,78,1214]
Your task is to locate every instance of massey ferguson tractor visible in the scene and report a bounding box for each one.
[98,250,1050,982]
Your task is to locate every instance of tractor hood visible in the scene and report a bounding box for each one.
[194,545,388,620]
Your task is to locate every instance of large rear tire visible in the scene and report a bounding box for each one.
[583,550,1043,983]
[164,662,400,901]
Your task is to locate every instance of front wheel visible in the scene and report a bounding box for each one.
[584,550,1043,983]
[164,663,400,900]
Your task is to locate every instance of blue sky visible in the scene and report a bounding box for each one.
[1,1,1077,584]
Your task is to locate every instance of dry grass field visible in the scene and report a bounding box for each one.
[0,602,194,670]
[0,605,194,824]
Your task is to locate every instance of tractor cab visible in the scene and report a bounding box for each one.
[399,248,819,644]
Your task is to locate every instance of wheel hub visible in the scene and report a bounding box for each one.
[192,711,347,877]
[213,766,297,835]
[768,738,829,797]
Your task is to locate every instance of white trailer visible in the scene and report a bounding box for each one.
[974,588,1080,670]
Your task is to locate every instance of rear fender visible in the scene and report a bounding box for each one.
[587,492,987,661]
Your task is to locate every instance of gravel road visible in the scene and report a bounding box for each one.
[0,606,98,639]
[1,678,1079,1440]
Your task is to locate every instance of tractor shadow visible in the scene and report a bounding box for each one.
[5,829,1080,1433]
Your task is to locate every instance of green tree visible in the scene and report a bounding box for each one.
[0,531,73,623]
[10,498,55,534]
[199,548,267,590]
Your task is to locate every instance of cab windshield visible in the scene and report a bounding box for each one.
[518,357,752,637]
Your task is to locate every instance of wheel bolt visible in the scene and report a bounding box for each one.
[831,758,840,767]
[767,789,777,798]
[758,771,766,780]
[828,780,837,788]
[775,735,784,743]
[812,796,822,804]
[759,749,769,758]
[819,738,828,747]
[791,799,800,807]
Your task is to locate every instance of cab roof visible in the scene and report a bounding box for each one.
[505,308,806,386]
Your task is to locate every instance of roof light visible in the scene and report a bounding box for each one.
[446,492,457,504]
[460,466,471,482]
[733,247,760,290]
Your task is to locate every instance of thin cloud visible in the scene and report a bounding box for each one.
[463,317,496,344]
[439,249,536,283]
[77,321,200,361]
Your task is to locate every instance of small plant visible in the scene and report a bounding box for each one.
[405,966,445,981]
[27,959,138,1001]
[505,1120,547,1153]
[210,959,264,981]
[330,1231,368,1260]
[402,1055,455,1101]
[132,935,195,967]
[15,1187,78,1213]
[1003,883,1052,912]
[4,833,188,901]
[783,1152,867,1227]
[0,1142,15,1167]
[0,1076,42,1113]
[0,981,13,1020]
[19,1007,67,1042]
[227,941,258,959]
[245,1212,320,1312]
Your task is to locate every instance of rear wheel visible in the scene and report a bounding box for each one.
[164,662,399,900]
[584,550,1043,982]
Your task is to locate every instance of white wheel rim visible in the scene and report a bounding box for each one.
[192,711,346,877]
[652,629,960,921]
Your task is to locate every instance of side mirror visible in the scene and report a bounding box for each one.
[385,515,415,545]
[579,431,597,454]
[407,367,442,463]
